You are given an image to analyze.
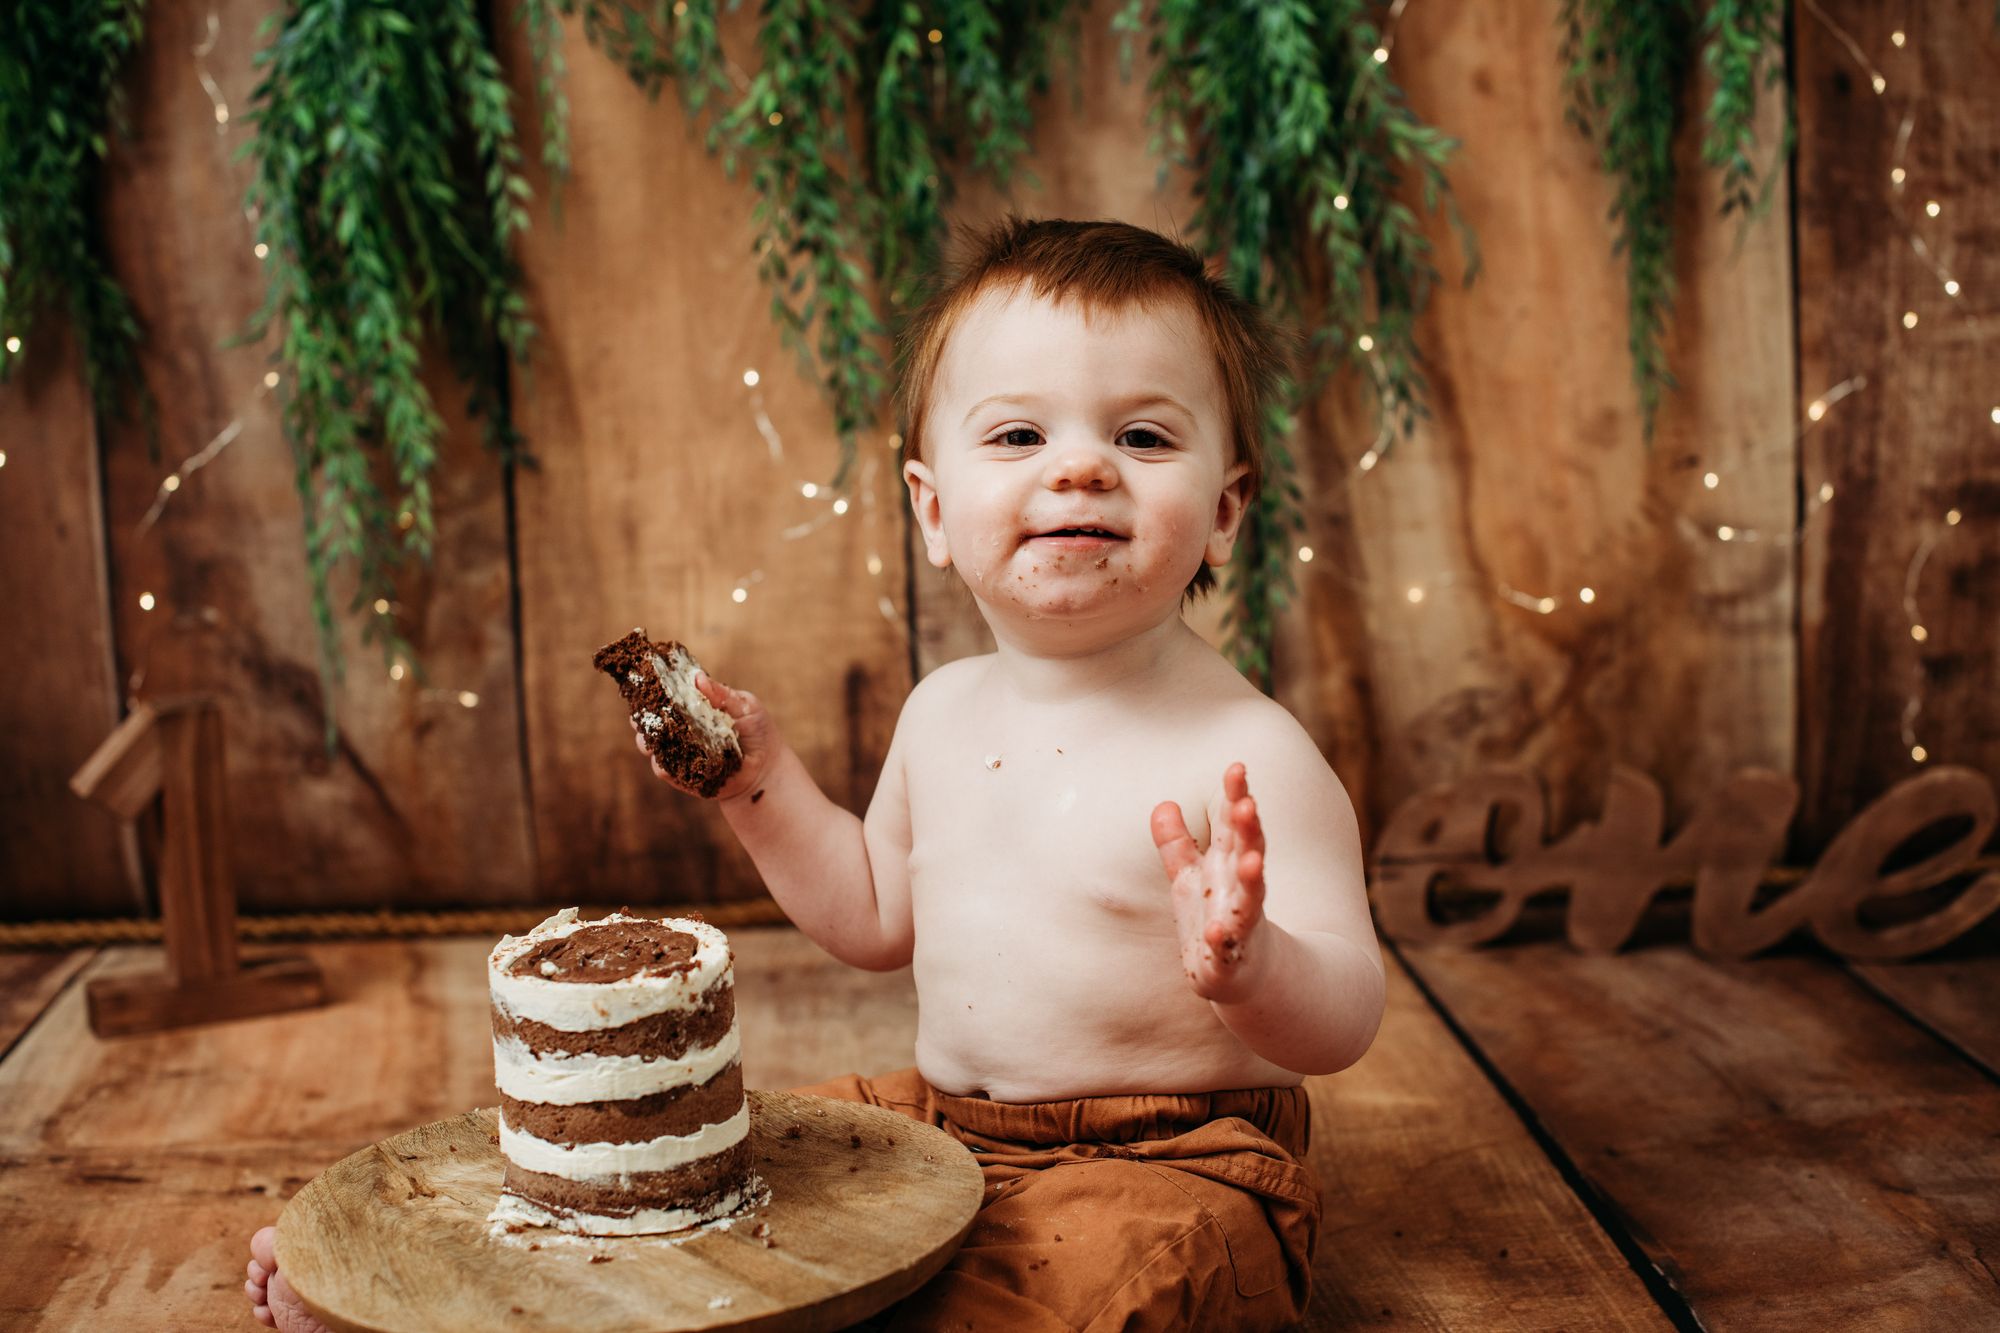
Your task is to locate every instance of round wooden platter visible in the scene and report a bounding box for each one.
[278,1091,985,1333]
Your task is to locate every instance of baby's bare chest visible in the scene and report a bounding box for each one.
[902,728,1216,916]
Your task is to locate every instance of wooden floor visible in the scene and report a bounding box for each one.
[2,914,1996,1330]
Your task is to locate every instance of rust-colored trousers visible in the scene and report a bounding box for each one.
[789,1067,1320,1332]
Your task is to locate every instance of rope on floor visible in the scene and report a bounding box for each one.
[0,899,793,951]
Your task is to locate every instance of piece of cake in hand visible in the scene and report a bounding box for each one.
[593,629,742,797]
[487,907,757,1236]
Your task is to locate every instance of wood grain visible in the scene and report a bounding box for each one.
[1300,951,1669,1331]
[1847,910,2000,1079]
[1794,0,2000,851]
[0,949,95,1061]
[1281,0,1798,851]
[1401,938,2000,1329]
[93,0,536,913]
[494,6,909,904]
[0,313,143,917]
[279,1094,983,1333]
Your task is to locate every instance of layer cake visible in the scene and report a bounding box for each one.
[487,908,756,1235]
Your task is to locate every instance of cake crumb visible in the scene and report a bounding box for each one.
[589,1254,612,1264]
[511,1306,525,1315]
[528,1243,540,1251]
[984,754,1002,770]
[850,1134,862,1149]
[539,959,559,975]
[783,1124,803,1139]
[707,1296,734,1311]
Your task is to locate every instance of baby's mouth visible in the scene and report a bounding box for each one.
[1026,525,1127,546]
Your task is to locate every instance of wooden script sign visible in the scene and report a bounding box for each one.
[1369,764,2000,960]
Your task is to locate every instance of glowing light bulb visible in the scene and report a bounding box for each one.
[254,243,268,259]
[1356,334,1375,352]
[1703,472,1719,489]
[801,482,818,498]
[1333,194,1349,211]
[5,337,21,354]
[139,592,156,611]
[928,28,942,43]
[1819,482,1835,503]
[1578,586,1596,604]
[1871,74,1886,94]
[1717,525,1737,541]
[743,369,760,387]
[374,598,390,614]
[1808,399,1827,421]
[1990,407,1998,424]
[832,497,850,515]
[1372,47,1388,63]
[1946,508,1962,525]
[1902,311,1919,329]
[458,691,480,708]
[1925,200,1941,217]
[1911,624,1928,642]
[162,474,181,492]
[767,111,783,127]
[1945,280,1960,296]
[866,554,883,576]
[389,663,406,681]
[1536,597,1556,614]
[1406,586,1424,604]
[264,371,280,387]
[1358,450,1379,471]
[214,105,229,125]
[1891,167,1906,185]
[1912,745,1928,762]
[1297,546,1314,563]
[0,451,8,468]
[398,510,415,530]
[732,587,748,604]
[1891,30,1905,46]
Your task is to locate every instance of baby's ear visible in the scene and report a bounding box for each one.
[1203,462,1253,568]
[903,459,952,569]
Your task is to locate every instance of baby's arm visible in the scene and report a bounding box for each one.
[654,671,914,971]
[1151,717,1385,1076]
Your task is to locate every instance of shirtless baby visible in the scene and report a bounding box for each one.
[246,216,1385,1331]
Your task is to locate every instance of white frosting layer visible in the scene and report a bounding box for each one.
[487,1185,749,1237]
[499,1102,749,1181]
[487,909,731,1031]
[646,644,740,757]
[493,1029,741,1106]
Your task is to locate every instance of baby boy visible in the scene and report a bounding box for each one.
[246,216,1384,1331]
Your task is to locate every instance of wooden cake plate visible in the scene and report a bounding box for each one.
[278,1091,985,1332]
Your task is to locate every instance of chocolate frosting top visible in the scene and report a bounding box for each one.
[506,920,700,983]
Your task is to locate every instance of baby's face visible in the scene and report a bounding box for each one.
[905,286,1248,639]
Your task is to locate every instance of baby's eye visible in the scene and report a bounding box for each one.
[1119,427,1170,450]
[993,427,1042,448]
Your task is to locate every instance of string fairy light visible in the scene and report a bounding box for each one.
[113,8,487,714]
[1290,3,1983,777]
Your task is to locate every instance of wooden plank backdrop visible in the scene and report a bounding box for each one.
[0,0,1993,917]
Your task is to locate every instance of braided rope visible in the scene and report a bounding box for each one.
[0,900,793,952]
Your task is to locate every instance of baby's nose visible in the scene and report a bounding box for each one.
[1041,439,1118,490]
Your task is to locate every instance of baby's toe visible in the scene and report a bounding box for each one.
[265,1268,331,1333]
[250,1225,278,1271]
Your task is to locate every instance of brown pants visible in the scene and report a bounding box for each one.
[789,1067,1320,1332]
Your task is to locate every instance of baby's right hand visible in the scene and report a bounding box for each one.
[630,669,776,802]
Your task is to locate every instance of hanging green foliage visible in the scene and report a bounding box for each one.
[1560,0,1789,440]
[235,0,536,741]
[1128,0,1473,685]
[0,0,155,441]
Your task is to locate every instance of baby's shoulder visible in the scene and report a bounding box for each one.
[1188,674,1338,784]
[897,652,993,724]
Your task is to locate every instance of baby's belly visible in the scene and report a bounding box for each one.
[908,914,1295,1102]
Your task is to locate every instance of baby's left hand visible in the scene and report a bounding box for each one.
[1151,763,1267,1004]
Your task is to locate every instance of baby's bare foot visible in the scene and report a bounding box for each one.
[245,1226,330,1332]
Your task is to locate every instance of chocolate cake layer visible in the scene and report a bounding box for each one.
[592,630,743,798]
[500,1062,743,1144]
[491,983,734,1057]
[506,919,700,983]
[502,1136,754,1214]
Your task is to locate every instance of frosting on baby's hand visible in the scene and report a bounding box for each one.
[1151,762,1268,1004]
